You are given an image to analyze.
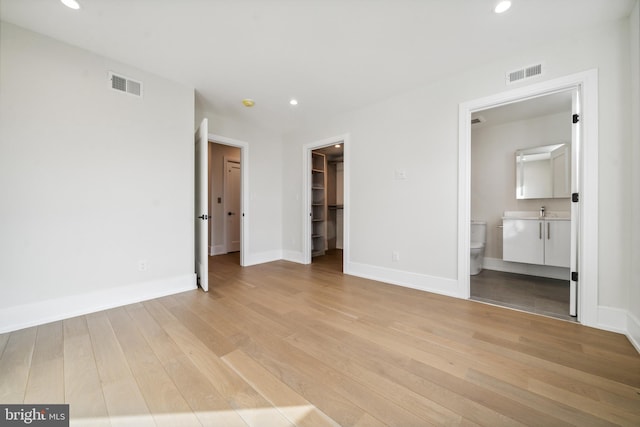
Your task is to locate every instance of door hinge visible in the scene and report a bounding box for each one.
[571,271,579,282]
[572,193,579,203]
[572,114,580,124]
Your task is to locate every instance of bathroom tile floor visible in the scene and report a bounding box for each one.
[470,269,577,322]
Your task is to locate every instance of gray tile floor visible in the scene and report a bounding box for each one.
[470,269,577,322]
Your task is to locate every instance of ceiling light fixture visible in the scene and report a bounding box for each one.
[242,99,255,107]
[289,99,298,106]
[494,1,511,13]
[334,144,341,148]
[60,0,80,10]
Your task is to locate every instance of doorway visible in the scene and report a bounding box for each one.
[469,91,575,321]
[207,135,248,267]
[458,69,599,327]
[303,134,350,273]
[311,144,344,271]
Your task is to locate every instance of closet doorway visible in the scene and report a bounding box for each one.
[303,134,350,273]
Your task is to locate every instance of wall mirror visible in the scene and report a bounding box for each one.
[516,143,571,199]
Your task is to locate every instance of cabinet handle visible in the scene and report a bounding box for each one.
[539,222,542,239]
[547,222,550,239]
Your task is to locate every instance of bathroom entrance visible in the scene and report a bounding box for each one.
[469,91,575,321]
[459,69,600,325]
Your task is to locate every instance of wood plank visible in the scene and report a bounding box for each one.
[124,303,248,427]
[222,349,340,427]
[24,321,64,403]
[62,316,111,427]
[85,312,155,427]
[0,327,37,403]
[106,307,202,427]
[144,299,293,427]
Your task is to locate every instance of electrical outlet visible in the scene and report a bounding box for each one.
[138,260,148,272]
[392,251,400,262]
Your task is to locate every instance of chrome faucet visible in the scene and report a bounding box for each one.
[540,206,546,217]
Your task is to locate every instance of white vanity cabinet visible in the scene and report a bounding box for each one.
[503,218,570,268]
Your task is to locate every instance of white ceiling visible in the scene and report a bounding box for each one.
[0,0,635,134]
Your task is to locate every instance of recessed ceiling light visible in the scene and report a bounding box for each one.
[334,144,341,148]
[242,99,255,107]
[289,99,298,106]
[494,1,511,13]
[60,0,80,10]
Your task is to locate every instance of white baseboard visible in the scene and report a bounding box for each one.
[596,305,628,333]
[282,250,306,264]
[243,250,283,267]
[210,245,226,256]
[483,257,570,280]
[0,274,196,334]
[346,261,459,298]
[627,311,640,354]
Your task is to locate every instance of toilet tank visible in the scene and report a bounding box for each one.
[470,220,487,244]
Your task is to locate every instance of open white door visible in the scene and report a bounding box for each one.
[570,89,581,317]
[195,118,209,291]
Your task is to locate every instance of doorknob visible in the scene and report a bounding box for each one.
[198,214,209,220]
[228,212,235,216]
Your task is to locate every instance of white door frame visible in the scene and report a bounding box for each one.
[302,134,350,271]
[223,157,241,253]
[209,134,249,267]
[458,69,599,327]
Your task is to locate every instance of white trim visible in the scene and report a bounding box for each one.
[301,134,351,272]
[627,311,640,354]
[208,134,249,267]
[459,69,599,328]
[243,250,283,267]
[0,274,196,334]
[482,257,570,281]
[596,305,628,334]
[347,262,459,298]
[283,250,305,264]
[211,244,226,256]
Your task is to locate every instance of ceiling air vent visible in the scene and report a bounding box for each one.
[109,72,143,97]
[506,63,543,85]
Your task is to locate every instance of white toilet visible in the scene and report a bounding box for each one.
[470,220,487,275]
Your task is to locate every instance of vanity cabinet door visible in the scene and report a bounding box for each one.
[503,219,544,265]
[544,220,571,267]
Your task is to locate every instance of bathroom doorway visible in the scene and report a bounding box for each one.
[458,69,600,325]
[469,91,574,321]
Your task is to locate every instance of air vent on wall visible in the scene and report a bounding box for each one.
[109,72,143,97]
[471,115,486,125]
[506,63,543,85]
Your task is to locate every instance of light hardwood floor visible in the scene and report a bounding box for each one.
[1,252,639,426]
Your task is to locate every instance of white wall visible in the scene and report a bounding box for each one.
[0,23,195,332]
[283,18,634,322]
[471,112,571,260]
[629,0,640,350]
[195,109,284,265]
